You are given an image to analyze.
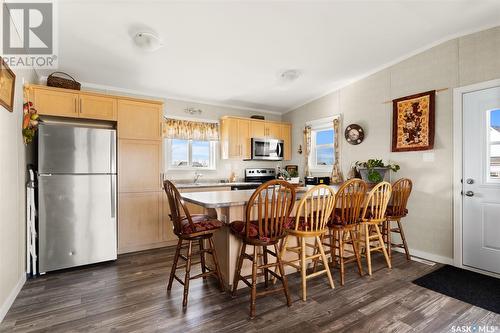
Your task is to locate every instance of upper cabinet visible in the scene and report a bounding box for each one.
[79,95,117,121]
[220,116,292,160]
[117,100,163,140]
[32,87,79,117]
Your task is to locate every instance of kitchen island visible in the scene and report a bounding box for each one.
[181,186,340,289]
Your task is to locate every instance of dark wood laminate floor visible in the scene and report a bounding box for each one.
[1,247,499,333]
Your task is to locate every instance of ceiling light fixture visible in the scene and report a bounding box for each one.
[133,31,164,52]
[279,69,301,83]
[184,107,202,115]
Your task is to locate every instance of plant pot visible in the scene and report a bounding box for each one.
[358,167,389,184]
[288,177,300,184]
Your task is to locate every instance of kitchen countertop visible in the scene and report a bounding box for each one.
[180,185,341,208]
[174,182,262,189]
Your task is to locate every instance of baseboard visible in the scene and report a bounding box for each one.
[0,274,26,323]
[392,247,454,265]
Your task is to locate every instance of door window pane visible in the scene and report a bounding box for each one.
[171,139,189,167]
[489,109,500,179]
[192,141,210,167]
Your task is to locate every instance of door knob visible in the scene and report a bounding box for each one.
[466,178,474,184]
[464,191,474,197]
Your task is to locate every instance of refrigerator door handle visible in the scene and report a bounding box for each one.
[110,131,116,174]
[111,176,116,218]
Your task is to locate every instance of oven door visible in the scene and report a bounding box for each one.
[251,138,284,160]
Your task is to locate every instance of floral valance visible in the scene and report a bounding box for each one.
[163,118,219,141]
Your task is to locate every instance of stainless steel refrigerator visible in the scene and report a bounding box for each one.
[38,121,117,273]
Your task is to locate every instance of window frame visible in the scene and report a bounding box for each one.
[486,109,500,183]
[166,138,217,171]
[307,115,340,173]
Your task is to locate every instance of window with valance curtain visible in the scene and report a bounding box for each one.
[163,118,219,169]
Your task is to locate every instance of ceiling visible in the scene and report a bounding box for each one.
[45,1,500,113]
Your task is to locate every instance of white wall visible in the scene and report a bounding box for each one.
[283,25,500,262]
[0,67,37,322]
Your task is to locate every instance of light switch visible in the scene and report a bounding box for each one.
[422,152,435,162]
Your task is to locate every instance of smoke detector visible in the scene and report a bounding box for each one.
[133,32,164,52]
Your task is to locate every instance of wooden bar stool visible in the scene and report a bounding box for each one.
[163,180,226,308]
[319,179,366,286]
[229,180,296,318]
[383,178,413,260]
[279,185,335,300]
[360,181,392,276]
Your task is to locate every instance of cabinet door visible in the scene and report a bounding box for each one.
[266,122,281,139]
[281,124,292,160]
[238,119,251,159]
[118,191,162,253]
[222,118,240,158]
[117,100,162,140]
[79,95,117,121]
[250,120,266,138]
[118,139,162,192]
[33,88,78,117]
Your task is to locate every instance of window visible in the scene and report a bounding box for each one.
[488,109,500,180]
[308,116,339,171]
[167,139,216,169]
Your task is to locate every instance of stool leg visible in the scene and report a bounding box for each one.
[364,224,372,276]
[182,240,193,307]
[274,243,291,307]
[374,223,391,269]
[199,239,207,280]
[300,237,307,301]
[263,246,269,288]
[349,229,363,276]
[339,230,345,286]
[316,236,334,289]
[312,233,324,273]
[396,219,411,260]
[250,246,258,319]
[209,237,225,292]
[167,239,182,291]
[232,242,246,296]
[272,235,289,284]
[386,220,392,261]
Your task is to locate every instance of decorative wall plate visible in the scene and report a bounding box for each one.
[345,124,364,145]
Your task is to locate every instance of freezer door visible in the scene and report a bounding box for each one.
[38,123,116,174]
[38,174,117,273]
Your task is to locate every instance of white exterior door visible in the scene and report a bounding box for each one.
[462,86,500,275]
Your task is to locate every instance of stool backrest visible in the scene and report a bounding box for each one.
[390,178,412,217]
[293,185,336,233]
[245,180,296,240]
[163,180,193,235]
[362,181,392,223]
[334,179,367,225]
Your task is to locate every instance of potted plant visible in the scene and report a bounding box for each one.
[288,170,300,184]
[355,159,400,184]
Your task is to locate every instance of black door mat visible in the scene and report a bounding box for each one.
[413,265,500,314]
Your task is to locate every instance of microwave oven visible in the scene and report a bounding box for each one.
[250,138,284,161]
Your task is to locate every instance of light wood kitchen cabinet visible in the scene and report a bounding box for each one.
[117,100,162,140]
[221,116,292,160]
[32,87,78,117]
[118,191,165,253]
[221,117,250,159]
[266,122,281,139]
[280,123,292,161]
[79,95,117,120]
[118,139,162,193]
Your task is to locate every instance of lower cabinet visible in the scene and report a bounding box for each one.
[118,191,175,253]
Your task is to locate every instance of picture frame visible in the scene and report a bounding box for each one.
[392,90,435,152]
[0,57,16,112]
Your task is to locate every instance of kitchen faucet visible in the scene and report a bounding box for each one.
[194,171,203,184]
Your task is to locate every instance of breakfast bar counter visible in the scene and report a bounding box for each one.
[181,186,340,288]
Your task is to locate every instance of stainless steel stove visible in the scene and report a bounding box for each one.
[230,168,276,190]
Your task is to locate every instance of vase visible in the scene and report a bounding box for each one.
[358,167,389,184]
